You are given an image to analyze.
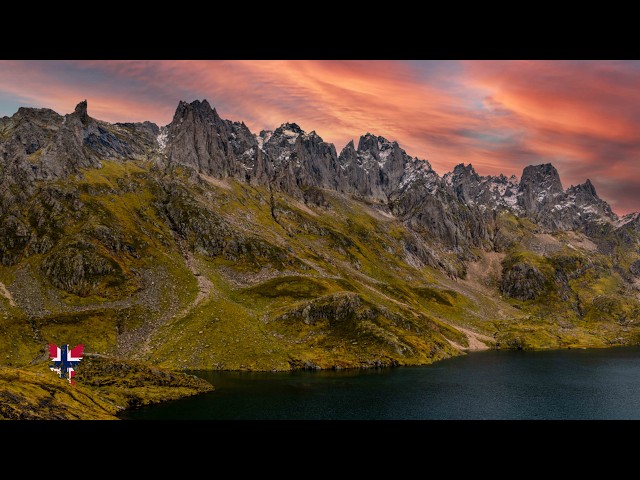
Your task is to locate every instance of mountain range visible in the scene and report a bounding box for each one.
[1,98,639,394]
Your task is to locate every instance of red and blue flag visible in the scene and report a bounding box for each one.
[49,344,84,385]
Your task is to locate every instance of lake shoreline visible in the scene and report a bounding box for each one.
[122,345,640,420]
[170,340,639,374]
[116,342,640,419]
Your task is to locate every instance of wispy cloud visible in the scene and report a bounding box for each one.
[0,60,638,213]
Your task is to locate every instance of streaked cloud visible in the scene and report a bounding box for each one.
[0,60,637,214]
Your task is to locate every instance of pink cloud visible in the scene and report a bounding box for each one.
[0,60,638,214]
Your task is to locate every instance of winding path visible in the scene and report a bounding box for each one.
[134,240,215,357]
[0,281,16,307]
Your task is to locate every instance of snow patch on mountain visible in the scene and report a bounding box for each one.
[157,128,168,152]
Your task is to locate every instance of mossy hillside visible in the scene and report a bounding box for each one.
[266,292,461,368]
[0,160,175,303]
[0,356,213,420]
[2,157,640,378]
[0,160,198,365]
[493,234,640,347]
[144,181,504,370]
[127,173,640,367]
[0,316,38,367]
[0,366,118,420]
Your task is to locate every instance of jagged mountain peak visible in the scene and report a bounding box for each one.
[163,99,246,178]
[490,173,514,185]
[171,99,219,125]
[179,98,213,110]
[521,163,563,188]
[451,163,480,179]
[343,139,356,151]
[518,163,564,217]
[258,129,273,140]
[568,178,598,197]
[274,122,305,136]
[357,133,377,151]
[158,99,621,231]
[1,98,625,237]
[73,99,89,123]
[357,132,399,154]
[268,123,306,151]
[453,162,475,172]
[13,106,62,120]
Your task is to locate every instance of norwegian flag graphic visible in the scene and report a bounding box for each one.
[49,344,84,385]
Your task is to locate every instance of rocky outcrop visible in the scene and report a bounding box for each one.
[564,179,617,224]
[509,165,618,231]
[0,101,156,186]
[336,134,410,202]
[165,100,243,178]
[389,160,492,253]
[447,163,483,204]
[0,107,65,186]
[444,164,520,212]
[500,262,548,300]
[260,123,339,198]
[1,98,635,277]
[164,100,273,186]
[41,240,125,296]
[272,292,367,326]
[518,163,564,216]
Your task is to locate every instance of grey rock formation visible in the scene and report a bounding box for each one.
[337,134,410,202]
[564,179,616,223]
[444,164,520,212]
[500,262,548,300]
[446,163,482,204]
[440,162,620,233]
[164,100,273,186]
[259,123,339,198]
[0,100,156,185]
[0,106,65,184]
[157,100,629,246]
[165,100,242,178]
[2,97,635,276]
[390,169,492,253]
[518,163,564,216]
[515,166,617,230]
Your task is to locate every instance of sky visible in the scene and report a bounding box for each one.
[0,60,638,214]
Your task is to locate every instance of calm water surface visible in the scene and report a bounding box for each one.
[122,347,640,419]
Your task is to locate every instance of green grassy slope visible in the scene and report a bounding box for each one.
[0,355,212,419]
[0,158,639,380]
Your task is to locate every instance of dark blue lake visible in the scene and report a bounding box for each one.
[121,347,640,420]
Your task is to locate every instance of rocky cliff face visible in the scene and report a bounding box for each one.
[519,163,564,216]
[165,100,245,179]
[0,100,157,186]
[442,162,621,234]
[444,164,520,211]
[2,98,639,374]
[259,123,339,198]
[2,98,633,268]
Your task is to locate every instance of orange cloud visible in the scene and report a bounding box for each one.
[1,60,639,214]
[462,60,640,212]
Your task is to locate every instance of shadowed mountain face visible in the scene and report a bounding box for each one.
[1,99,639,375]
